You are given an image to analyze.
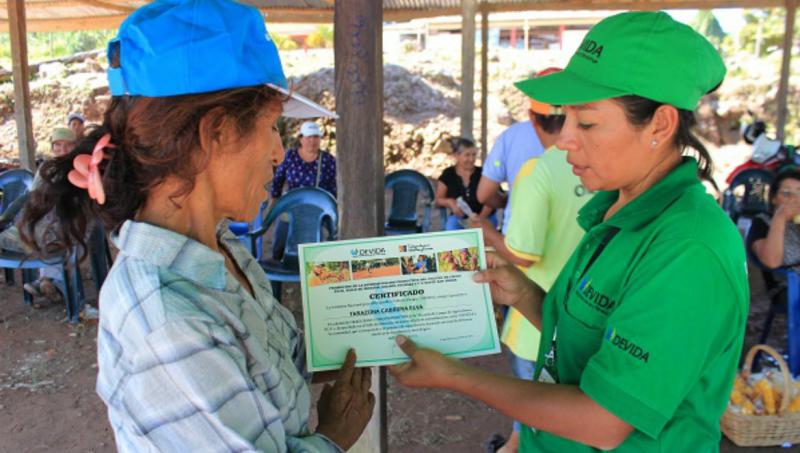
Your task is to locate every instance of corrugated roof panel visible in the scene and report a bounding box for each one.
[1,0,785,32]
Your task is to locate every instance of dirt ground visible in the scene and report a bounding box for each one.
[0,256,794,453]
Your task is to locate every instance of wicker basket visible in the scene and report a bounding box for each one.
[720,344,800,447]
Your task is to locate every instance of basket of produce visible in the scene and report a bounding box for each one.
[721,344,800,446]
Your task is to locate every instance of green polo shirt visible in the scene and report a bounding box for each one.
[521,158,749,452]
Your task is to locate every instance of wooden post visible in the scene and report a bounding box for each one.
[776,0,797,141]
[7,0,35,171]
[334,1,386,452]
[480,7,489,161]
[524,18,530,51]
[460,0,477,139]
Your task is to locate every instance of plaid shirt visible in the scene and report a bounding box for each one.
[96,220,342,453]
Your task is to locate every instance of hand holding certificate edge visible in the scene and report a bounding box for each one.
[388,335,469,389]
[473,251,544,331]
[316,349,376,450]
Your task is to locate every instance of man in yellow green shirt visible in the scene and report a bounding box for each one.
[472,69,591,453]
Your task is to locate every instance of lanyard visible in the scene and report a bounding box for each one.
[541,226,620,383]
[565,226,620,296]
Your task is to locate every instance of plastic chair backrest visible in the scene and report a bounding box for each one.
[385,169,434,229]
[262,187,337,266]
[724,168,775,220]
[0,169,33,215]
[229,201,268,254]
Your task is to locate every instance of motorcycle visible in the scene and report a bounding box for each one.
[725,114,797,184]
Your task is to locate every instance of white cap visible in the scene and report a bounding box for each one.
[67,112,85,124]
[267,83,338,119]
[300,121,323,137]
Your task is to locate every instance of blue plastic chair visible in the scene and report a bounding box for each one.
[0,169,85,322]
[780,270,800,377]
[384,169,445,235]
[746,233,798,377]
[228,202,268,258]
[722,168,775,222]
[246,187,338,300]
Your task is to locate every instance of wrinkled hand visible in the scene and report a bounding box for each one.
[388,336,465,389]
[316,350,376,450]
[473,253,534,308]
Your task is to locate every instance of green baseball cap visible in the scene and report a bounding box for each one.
[51,126,76,143]
[514,11,725,111]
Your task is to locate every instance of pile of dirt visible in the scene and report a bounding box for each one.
[0,53,109,163]
[0,46,790,179]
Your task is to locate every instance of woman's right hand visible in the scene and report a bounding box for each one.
[449,199,465,218]
[316,349,375,450]
[473,252,535,309]
[777,199,800,222]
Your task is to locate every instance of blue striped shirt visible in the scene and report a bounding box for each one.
[96,220,342,452]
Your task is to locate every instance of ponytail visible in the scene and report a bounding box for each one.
[615,95,717,191]
[20,85,285,257]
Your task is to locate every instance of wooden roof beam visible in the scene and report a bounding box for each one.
[73,0,134,13]
[0,14,127,32]
[481,0,783,11]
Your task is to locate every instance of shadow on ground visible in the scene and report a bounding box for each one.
[0,258,792,453]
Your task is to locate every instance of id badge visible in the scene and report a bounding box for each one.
[537,327,558,384]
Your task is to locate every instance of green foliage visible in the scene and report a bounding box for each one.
[718,8,800,144]
[271,33,299,51]
[0,29,116,67]
[305,25,333,49]
[736,9,799,57]
[690,10,726,48]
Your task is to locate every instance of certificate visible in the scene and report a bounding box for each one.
[299,229,501,371]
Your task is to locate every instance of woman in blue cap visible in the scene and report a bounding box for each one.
[21,1,372,452]
[389,11,749,452]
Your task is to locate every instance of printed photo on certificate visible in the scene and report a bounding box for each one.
[298,229,501,371]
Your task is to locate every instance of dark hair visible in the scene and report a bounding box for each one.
[769,169,800,202]
[448,136,475,154]
[531,111,566,135]
[20,86,283,256]
[614,95,716,190]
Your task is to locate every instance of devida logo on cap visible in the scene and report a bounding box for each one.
[576,39,604,63]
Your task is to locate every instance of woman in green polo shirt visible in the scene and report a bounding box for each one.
[389,11,749,452]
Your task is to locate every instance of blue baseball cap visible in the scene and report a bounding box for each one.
[107,0,335,118]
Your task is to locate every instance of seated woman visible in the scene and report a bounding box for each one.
[269,121,336,259]
[435,137,495,230]
[20,1,373,451]
[0,126,77,308]
[747,170,800,292]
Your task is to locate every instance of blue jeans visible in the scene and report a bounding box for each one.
[444,212,498,231]
[508,350,536,432]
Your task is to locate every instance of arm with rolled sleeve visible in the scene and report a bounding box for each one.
[116,319,343,453]
[579,240,746,439]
